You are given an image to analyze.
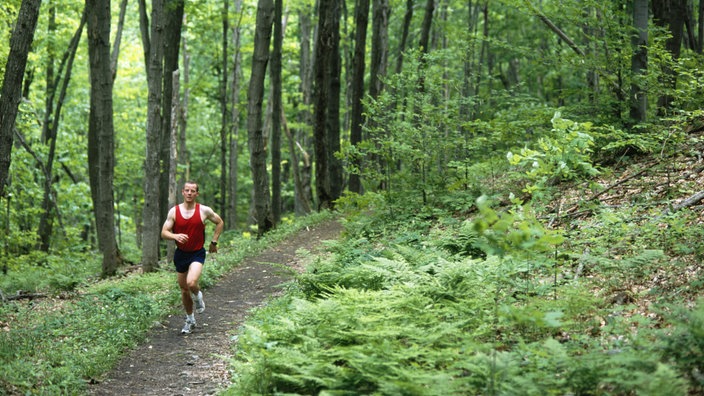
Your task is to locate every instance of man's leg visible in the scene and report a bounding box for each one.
[177,271,197,334]
[177,271,193,314]
[187,261,205,313]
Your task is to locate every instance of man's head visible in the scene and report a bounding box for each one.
[183,181,199,192]
[182,181,199,201]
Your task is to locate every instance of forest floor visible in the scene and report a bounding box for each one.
[87,219,343,396]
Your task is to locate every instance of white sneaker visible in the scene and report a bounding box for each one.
[181,318,196,334]
[192,291,205,314]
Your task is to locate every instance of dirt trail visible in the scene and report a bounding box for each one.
[88,220,342,396]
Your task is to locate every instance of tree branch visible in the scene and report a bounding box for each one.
[522,0,584,56]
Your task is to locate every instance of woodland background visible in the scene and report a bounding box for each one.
[0,0,698,274]
[2,0,704,394]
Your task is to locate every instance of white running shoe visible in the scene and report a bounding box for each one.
[181,318,196,334]
[192,291,205,314]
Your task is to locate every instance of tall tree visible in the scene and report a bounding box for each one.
[369,0,389,100]
[395,0,412,75]
[630,0,648,123]
[271,0,283,223]
[348,0,370,194]
[228,0,244,229]
[295,4,314,215]
[0,0,42,198]
[159,0,185,226]
[86,0,120,277]
[247,0,275,236]
[140,0,165,272]
[179,13,191,190]
[652,0,687,112]
[313,0,342,209]
[220,0,230,223]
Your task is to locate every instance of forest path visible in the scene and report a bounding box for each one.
[88,219,343,396]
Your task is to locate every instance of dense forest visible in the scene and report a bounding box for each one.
[2,0,704,394]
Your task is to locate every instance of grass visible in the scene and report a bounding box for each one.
[0,210,335,395]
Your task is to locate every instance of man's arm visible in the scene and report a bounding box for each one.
[205,207,224,243]
[161,207,187,243]
[202,205,224,247]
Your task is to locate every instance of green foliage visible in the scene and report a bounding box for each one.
[507,112,600,193]
[471,195,564,258]
[0,212,334,395]
[229,204,693,394]
[0,275,172,394]
[660,300,704,392]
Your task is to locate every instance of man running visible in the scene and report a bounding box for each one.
[161,181,224,334]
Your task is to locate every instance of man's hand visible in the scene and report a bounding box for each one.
[209,241,218,253]
[173,233,189,244]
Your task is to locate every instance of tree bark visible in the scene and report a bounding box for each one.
[370,0,389,100]
[630,0,648,124]
[313,0,342,210]
[418,0,435,54]
[179,13,191,188]
[395,0,412,74]
[86,0,120,277]
[348,0,370,195]
[0,0,42,198]
[247,0,275,236]
[652,0,687,112]
[296,6,314,215]
[271,0,283,224]
[220,0,230,223]
[160,0,185,226]
[167,70,179,262]
[228,0,244,229]
[141,0,165,272]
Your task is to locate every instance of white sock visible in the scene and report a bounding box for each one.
[187,313,195,322]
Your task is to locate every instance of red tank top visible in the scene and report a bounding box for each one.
[174,203,205,252]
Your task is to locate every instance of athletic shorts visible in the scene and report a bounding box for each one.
[173,248,206,273]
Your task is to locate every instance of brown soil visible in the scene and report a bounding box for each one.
[88,219,343,396]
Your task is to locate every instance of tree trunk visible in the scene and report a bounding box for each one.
[699,0,704,53]
[348,0,370,195]
[370,0,389,100]
[396,0,412,75]
[160,0,185,226]
[141,0,165,272]
[327,1,343,204]
[630,0,648,124]
[86,0,120,277]
[652,0,687,113]
[313,0,342,210]
[179,13,191,188]
[228,0,244,229]
[419,0,434,54]
[271,0,284,224]
[220,0,230,223]
[296,7,314,215]
[247,0,275,236]
[0,0,42,198]
[167,70,180,262]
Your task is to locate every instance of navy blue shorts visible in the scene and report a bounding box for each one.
[173,248,206,273]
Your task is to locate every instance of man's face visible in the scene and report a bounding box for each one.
[182,184,199,201]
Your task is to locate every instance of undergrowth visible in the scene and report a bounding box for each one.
[235,113,700,394]
[0,211,335,395]
[226,180,703,394]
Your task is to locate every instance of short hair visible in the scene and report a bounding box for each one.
[184,181,199,192]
